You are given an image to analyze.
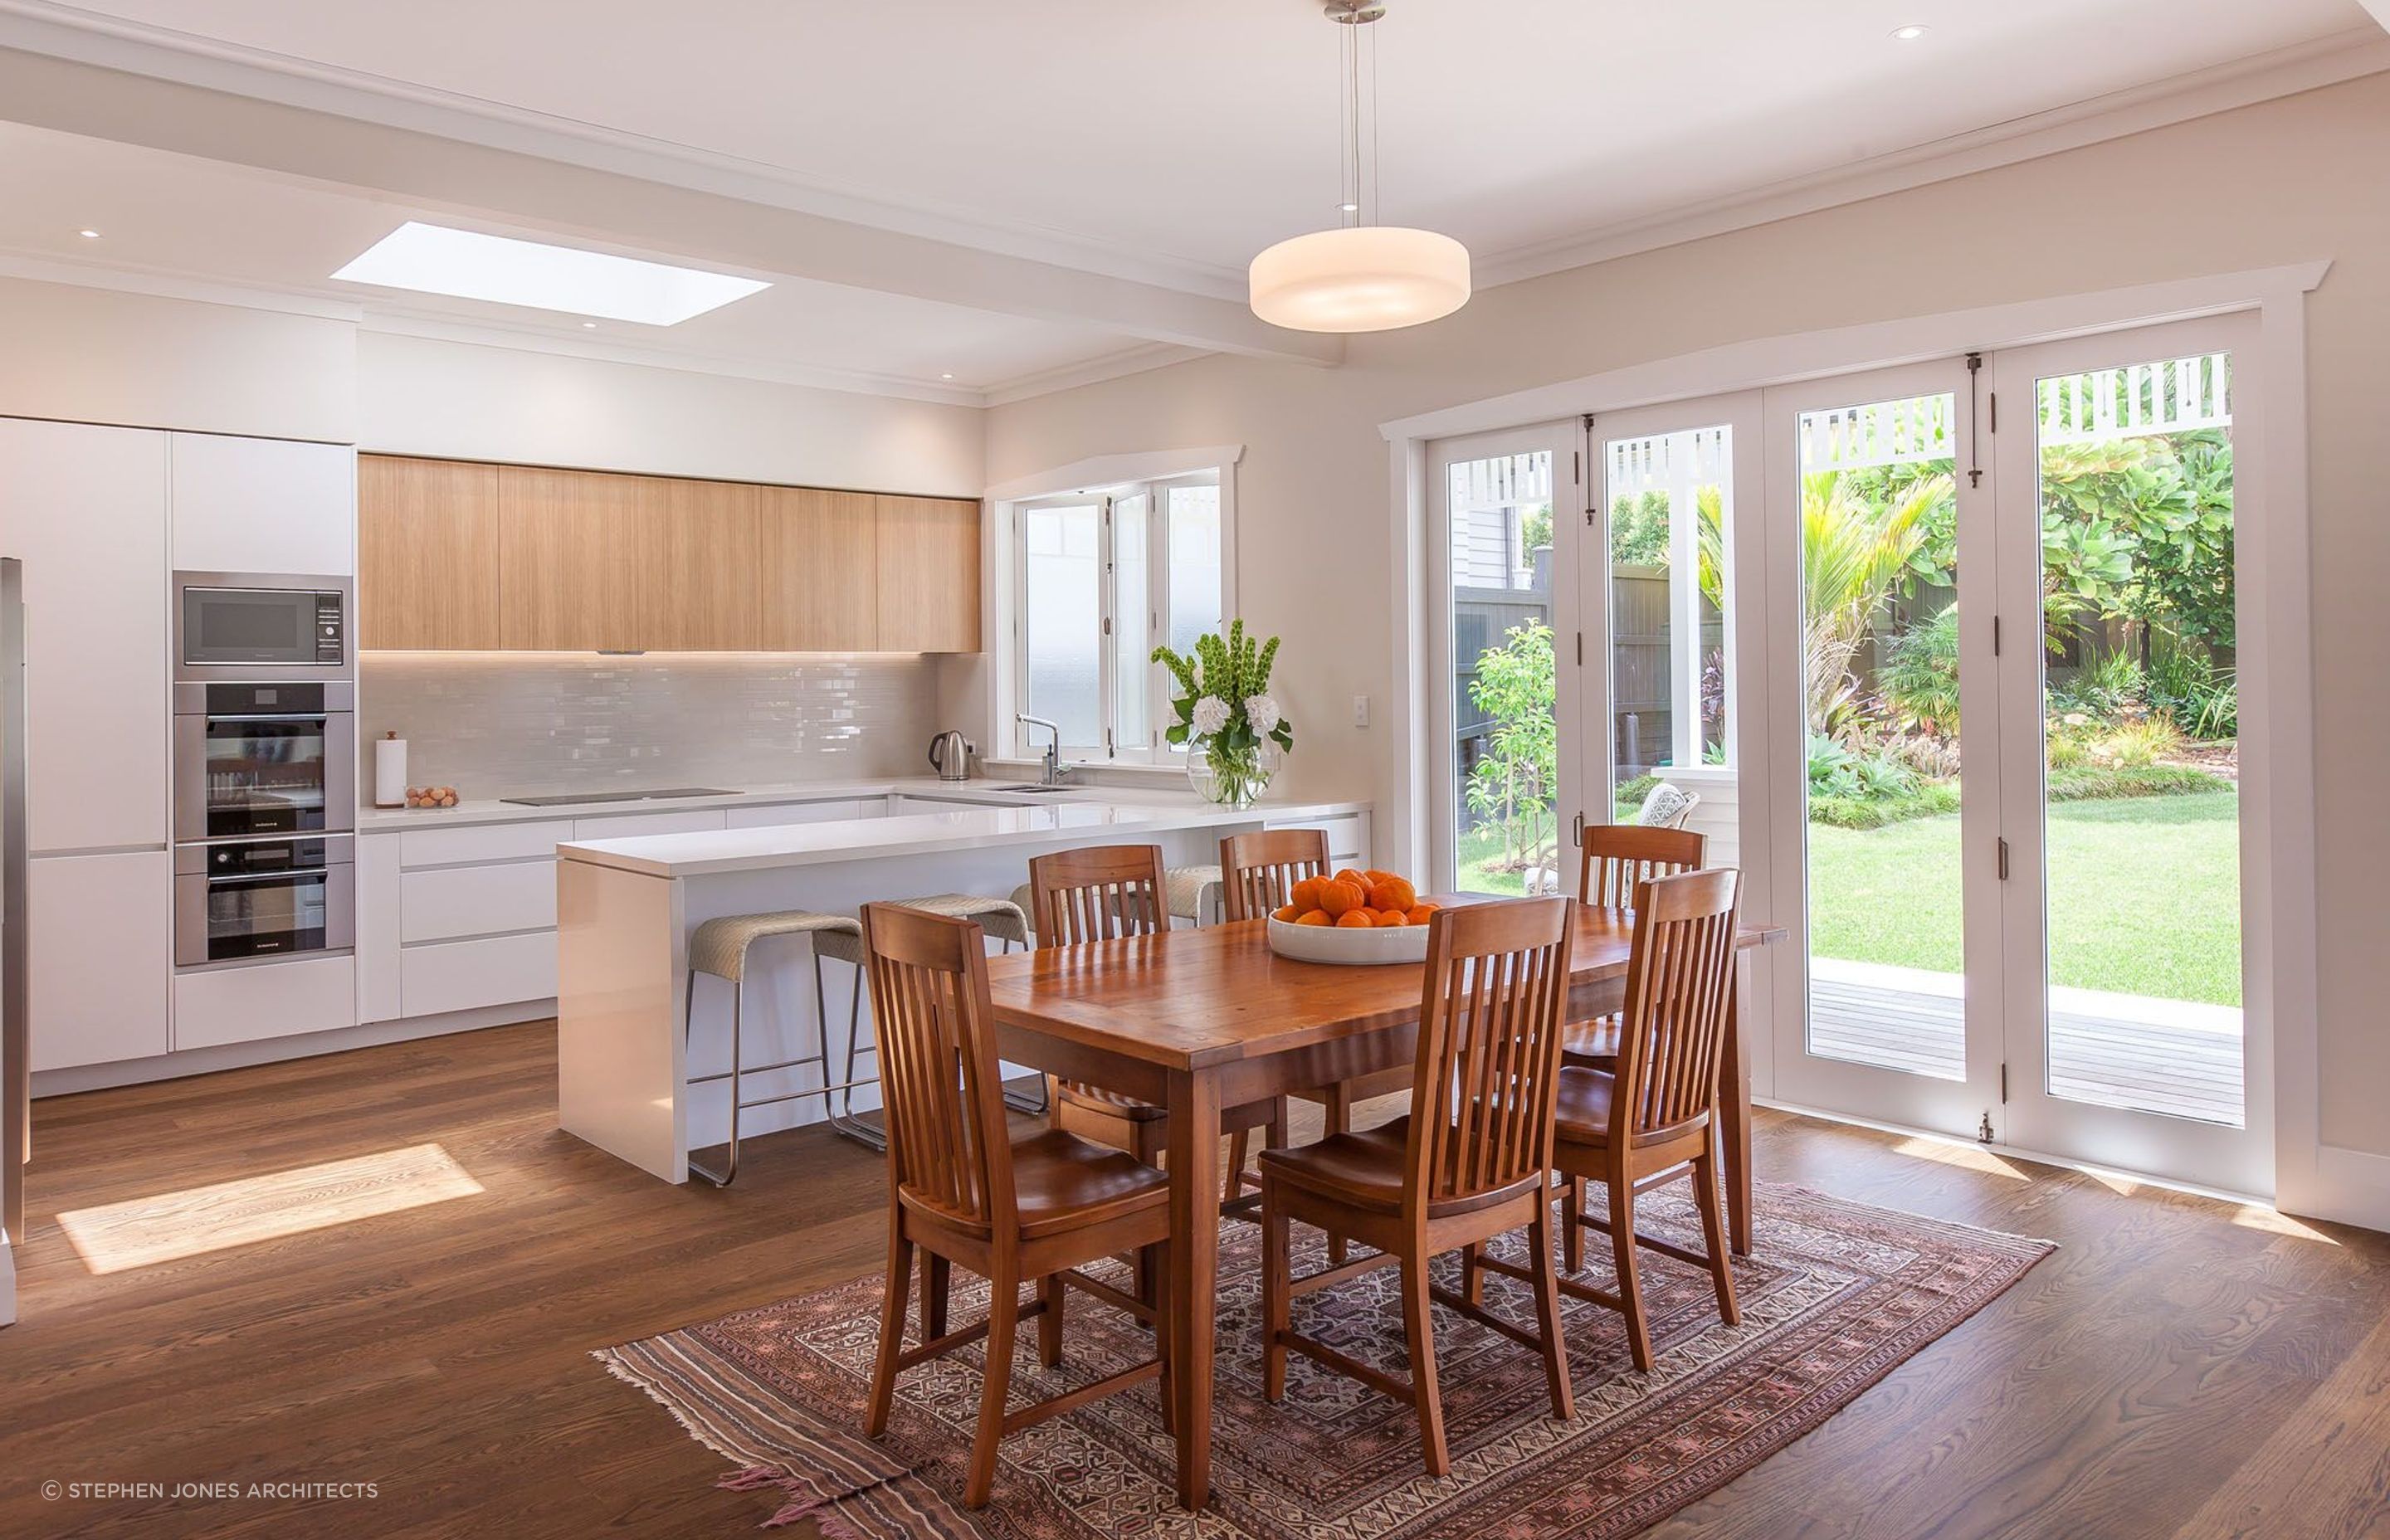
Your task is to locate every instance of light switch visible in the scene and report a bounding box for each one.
[1352,694,1370,729]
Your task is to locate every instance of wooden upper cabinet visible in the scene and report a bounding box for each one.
[645,480,761,650]
[357,456,502,651]
[498,465,658,651]
[876,495,983,652]
[758,486,876,651]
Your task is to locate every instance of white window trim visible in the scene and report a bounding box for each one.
[1380,261,2336,1222]
[985,446,1242,766]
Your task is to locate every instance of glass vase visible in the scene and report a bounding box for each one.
[1186,735,1279,810]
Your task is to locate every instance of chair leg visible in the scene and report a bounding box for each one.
[1691,1151,1741,1327]
[1038,1272,1066,1367]
[866,1227,913,1438]
[1154,1240,1176,1436]
[1527,1201,1574,1421]
[1608,1175,1655,1372]
[1459,1241,1484,1307]
[922,1251,951,1343]
[1261,1187,1291,1403]
[1563,1175,1586,1275]
[963,1274,1018,1508]
[1225,1128,1251,1205]
[1399,1251,1449,1478]
[1323,1084,1352,1267]
[1134,1245,1158,1333]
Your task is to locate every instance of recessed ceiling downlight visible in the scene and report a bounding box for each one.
[1891,23,1929,40]
[331,222,770,325]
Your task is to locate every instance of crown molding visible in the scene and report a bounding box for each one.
[1474,29,2390,287]
[0,0,1249,302]
[0,246,364,320]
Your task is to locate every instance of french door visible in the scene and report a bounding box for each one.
[1758,322,2267,1194]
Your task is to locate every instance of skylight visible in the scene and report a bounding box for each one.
[332,222,770,325]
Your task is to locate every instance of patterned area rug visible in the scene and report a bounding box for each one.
[598,1183,2050,1538]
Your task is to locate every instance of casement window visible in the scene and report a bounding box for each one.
[1013,471,1227,760]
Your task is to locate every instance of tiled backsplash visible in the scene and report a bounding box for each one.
[358,653,942,802]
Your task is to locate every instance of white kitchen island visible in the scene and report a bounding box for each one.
[554,793,1368,1182]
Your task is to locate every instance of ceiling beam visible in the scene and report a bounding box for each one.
[0,28,1341,367]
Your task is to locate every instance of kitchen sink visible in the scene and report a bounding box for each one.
[988,783,1083,794]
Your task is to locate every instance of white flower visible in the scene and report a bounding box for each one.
[1244,694,1280,737]
[1190,695,1231,736]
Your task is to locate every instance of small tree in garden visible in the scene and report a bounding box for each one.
[1466,621,1557,872]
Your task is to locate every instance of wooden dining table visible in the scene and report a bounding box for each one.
[983,898,1785,1508]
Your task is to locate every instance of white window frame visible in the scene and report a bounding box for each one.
[987,448,1241,766]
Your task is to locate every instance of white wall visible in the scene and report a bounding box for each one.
[357,332,983,495]
[984,75,2390,1193]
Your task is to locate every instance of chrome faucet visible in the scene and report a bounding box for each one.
[1016,714,1071,786]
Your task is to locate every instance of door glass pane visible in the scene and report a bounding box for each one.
[2035,352,2242,1125]
[1797,392,1966,1079]
[1602,426,1735,864]
[1022,501,1103,747]
[1446,451,1556,894]
[1164,481,1223,655]
[1114,493,1149,750]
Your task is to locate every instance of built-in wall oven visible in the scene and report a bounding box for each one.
[174,834,355,968]
[172,573,358,968]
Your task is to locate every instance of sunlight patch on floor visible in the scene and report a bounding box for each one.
[1891,1135,2031,1181]
[2231,1204,2339,1245]
[56,1143,483,1275]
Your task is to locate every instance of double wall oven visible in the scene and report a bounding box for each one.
[171,573,356,970]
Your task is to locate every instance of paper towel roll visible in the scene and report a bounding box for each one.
[374,732,408,808]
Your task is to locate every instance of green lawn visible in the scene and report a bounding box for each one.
[1807,790,2241,1006]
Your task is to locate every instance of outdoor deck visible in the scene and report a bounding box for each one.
[1808,958,2245,1128]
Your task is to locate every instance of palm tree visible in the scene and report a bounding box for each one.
[1798,470,1952,737]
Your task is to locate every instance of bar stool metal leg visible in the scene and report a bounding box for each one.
[687,973,746,1188]
[832,957,887,1153]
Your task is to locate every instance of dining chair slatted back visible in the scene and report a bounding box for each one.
[1613,870,1742,1138]
[1406,897,1578,1211]
[1218,828,1330,922]
[1028,845,1168,948]
[1578,824,1705,908]
[860,902,1014,1228]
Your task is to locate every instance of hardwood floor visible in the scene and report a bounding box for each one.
[2,1021,2385,1538]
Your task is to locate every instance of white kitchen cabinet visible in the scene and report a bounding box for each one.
[27,850,172,1071]
[401,933,556,1019]
[356,831,402,1024]
[174,955,355,1051]
[0,418,170,854]
[168,432,355,577]
[397,818,566,868]
[724,799,871,830]
[573,809,726,841]
[1266,810,1372,870]
[401,860,557,942]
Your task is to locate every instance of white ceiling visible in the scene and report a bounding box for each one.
[0,0,2380,398]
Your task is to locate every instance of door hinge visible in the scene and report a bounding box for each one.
[1978,1110,1996,1143]
[2000,1062,2010,1104]
[1990,392,1998,434]
[1572,449,1582,486]
[1992,614,2002,655]
[1104,728,1115,758]
[1585,506,1597,527]
[1575,631,1584,665]
[1101,616,1112,636]
[1572,811,1585,847]
[1997,837,2011,881]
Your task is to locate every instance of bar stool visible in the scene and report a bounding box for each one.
[832,892,1042,1153]
[684,909,868,1187]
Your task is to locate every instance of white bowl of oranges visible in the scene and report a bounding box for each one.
[1265,869,1441,966]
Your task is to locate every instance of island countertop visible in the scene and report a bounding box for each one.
[555,794,1373,880]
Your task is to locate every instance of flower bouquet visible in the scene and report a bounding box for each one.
[1153,620,1294,809]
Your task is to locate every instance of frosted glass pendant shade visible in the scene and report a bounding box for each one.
[1247,225,1471,333]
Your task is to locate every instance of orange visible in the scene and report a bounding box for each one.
[1374,877,1418,913]
[1290,875,1325,912]
[1365,869,1397,886]
[1334,909,1375,928]
[1405,903,1439,926]
[1317,880,1365,918]
[1334,868,1367,888]
[1371,907,1408,927]
[1272,904,1300,923]
[1296,909,1333,927]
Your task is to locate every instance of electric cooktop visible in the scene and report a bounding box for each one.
[500,787,739,807]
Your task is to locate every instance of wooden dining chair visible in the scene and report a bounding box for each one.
[1029,845,1289,1214]
[1221,828,1415,1263]
[1556,823,1708,1270]
[1531,868,1742,1373]
[858,902,1174,1509]
[1257,897,1578,1478]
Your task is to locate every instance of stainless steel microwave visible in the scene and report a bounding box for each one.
[173,571,351,681]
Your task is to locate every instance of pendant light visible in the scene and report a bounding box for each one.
[1249,1,1470,334]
